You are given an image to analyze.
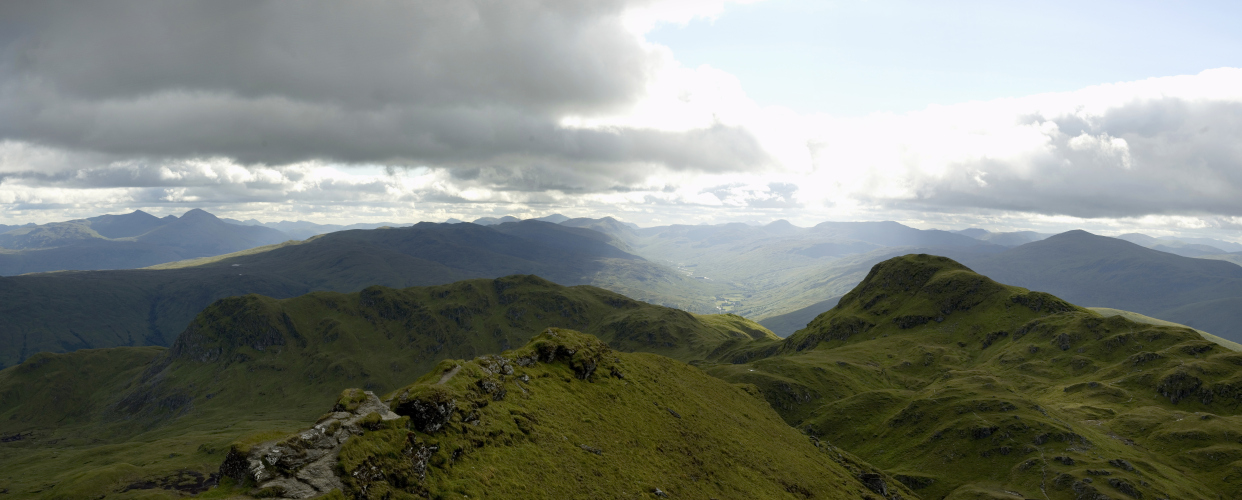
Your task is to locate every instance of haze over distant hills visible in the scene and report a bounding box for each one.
[952,227,1051,247]
[219,218,413,240]
[1,212,1030,367]
[569,217,1008,322]
[0,220,708,368]
[0,209,291,275]
[963,230,1242,342]
[10,208,1242,362]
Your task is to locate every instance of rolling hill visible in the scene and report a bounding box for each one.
[0,221,710,368]
[8,253,1242,498]
[0,276,780,498]
[962,230,1242,343]
[706,254,1242,499]
[0,209,291,275]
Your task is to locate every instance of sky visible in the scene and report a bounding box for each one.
[2,0,1242,239]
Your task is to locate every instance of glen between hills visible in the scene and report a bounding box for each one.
[5,255,1242,499]
[0,220,710,369]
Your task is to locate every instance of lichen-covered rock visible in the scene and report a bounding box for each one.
[219,390,400,499]
[390,385,458,433]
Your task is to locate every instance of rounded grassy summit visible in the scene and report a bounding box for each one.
[707,254,1242,499]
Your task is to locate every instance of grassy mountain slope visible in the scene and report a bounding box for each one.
[0,210,291,276]
[965,230,1242,343]
[706,254,1242,499]
[1089,306,1242,352]
[0,221,708,368]
[209,329,905,499]
[0,276,775,498]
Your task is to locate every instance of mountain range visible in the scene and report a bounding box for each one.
[218,218,413,240]
[0,209,291,275]
[1114,232,1242,257]
[964,230,1242,343]
[4,254,1239,498]
[0,220,708,368]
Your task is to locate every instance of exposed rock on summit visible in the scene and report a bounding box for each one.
[219,389,400,498]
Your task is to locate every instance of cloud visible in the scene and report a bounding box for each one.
[3,0,1242,234]
[0,0,767,178]
[802,68,1242,219]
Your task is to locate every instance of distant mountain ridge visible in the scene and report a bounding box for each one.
[219,218,413,240]
[0,209,291,275]
[0,220,707,368]
[1114,232,1242,257]
[952,227,1051,246]
[963,230,1242,342]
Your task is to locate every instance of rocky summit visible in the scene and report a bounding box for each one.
[212,328,912,499]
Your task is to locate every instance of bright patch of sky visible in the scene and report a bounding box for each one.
[648,0,1242,115]
[4,0,1242,241]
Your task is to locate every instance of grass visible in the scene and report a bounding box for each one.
[248,329,912,499]
[9,252,1242,499]
[703,254,1242,499]
[1088,306,1242,351]
[0,221,725,369]
[0,276,775,498]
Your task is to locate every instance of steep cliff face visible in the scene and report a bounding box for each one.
[216,329,912,500]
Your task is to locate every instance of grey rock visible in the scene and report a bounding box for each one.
[219,390,399,499]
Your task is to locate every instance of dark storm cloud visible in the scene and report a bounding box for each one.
[0,0,769,177]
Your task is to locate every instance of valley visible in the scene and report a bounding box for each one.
[4,252,1242,498]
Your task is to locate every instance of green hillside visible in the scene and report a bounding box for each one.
[707,254,1242,499]
[1089,306,1242,352]
[0,221,712,369]
[0,276,774,498]
[209,329,907,499]
[9,252,1242,498]
[964,229,1242,343]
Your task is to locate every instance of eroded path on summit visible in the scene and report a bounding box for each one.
[436,365,461,385]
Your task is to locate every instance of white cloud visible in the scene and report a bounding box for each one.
[1,0,1242,238]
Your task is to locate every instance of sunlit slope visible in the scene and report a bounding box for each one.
[0,221,712,368]
[708,254,1242,499]
[567,217,1004,321]
[0,276,773,498]
[210,329,908,499]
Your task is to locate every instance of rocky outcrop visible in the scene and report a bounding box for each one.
[219,389,400,499]
[216,329,616,499]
